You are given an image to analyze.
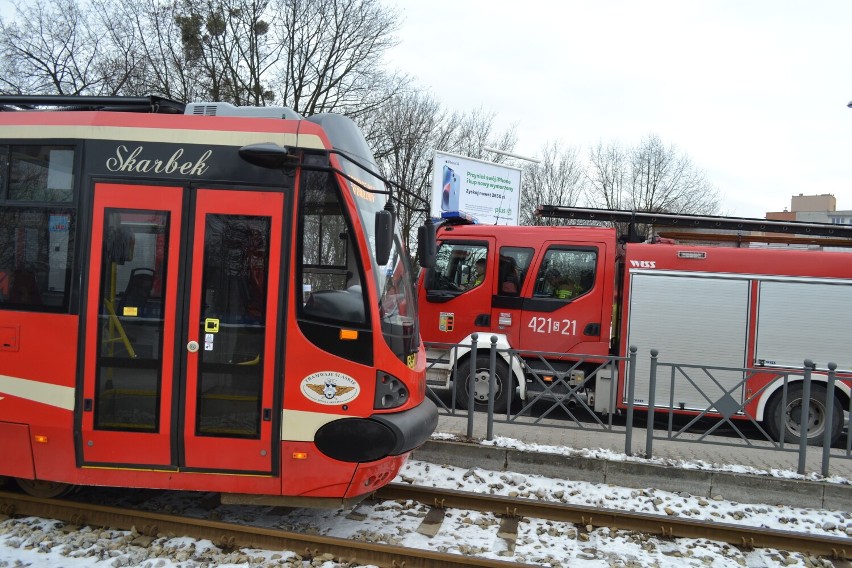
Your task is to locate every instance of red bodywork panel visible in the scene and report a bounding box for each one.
[617,242,852,417]
[0,109,430,504]
[418,221,851,425]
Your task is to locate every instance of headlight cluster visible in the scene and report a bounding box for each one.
[374,371,409,409]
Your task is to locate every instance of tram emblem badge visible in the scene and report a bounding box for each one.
[301,371,360,405]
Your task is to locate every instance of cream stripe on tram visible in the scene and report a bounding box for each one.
[281,409,350,441]
[0,374,75,412]
[0,124,324,149]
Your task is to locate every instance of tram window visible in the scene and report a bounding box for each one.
[299,171,367,324]
[0,207,74,311]
[8,145,75,202]
[94,209,169,433]
[195,214,270,439]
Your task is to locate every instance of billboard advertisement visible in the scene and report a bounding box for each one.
[431,150,522,226]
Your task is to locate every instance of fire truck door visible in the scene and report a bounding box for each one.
[420,239,495,345]
[489,246,535,348]
[518,242,609,357]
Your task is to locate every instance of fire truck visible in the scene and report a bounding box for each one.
[418,206,852,445]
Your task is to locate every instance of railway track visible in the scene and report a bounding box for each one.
[0,490,529,567]
[1,483,849,566]
[374,483,852,561]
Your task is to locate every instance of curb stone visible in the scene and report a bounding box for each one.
[411,439,852,511]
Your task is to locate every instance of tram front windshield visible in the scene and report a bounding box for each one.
[340,161,418,364]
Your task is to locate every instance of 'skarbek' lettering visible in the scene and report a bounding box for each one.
[106,145,212,176]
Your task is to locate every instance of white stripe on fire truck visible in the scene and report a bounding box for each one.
[0,125,325,149]
[0,374,74,411]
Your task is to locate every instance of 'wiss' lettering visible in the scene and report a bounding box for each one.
[106,145,212,176]
[629,260,656,269]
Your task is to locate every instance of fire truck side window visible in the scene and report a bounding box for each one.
[534,248,597,300]
[498,247,534,296]
[426,242,488,293]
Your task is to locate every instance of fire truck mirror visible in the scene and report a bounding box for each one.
[417,220,437,268]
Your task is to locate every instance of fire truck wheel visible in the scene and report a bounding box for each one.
[15,478,75,499]
[765,384,843,446]
[455,354,511,414]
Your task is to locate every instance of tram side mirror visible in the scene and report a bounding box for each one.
[417,219,436,268]
[375,209,393,265]
[238,142,295,169]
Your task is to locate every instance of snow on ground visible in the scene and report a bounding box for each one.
[1,435,850,567]
[452,433,852,484]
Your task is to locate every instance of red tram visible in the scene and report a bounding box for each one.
[0,96,437,507]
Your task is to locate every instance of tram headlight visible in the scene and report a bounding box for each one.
[374,371,409,409]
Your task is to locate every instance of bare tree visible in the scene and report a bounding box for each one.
[164,0,282,105]
[627,134,720,215]
[99,0,202,101]
[519,141,585,226]
[586,139,629,210]
[0,0,134,95]
[1,0,407,113]
[271,0,406,116]
[364,90,517,255]
[581,134,720,238]
[586,134,720,215]
[362,90,445,252]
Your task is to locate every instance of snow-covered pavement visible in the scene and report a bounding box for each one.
[1,449,850,568]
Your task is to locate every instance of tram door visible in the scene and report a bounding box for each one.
[81,183,283,474]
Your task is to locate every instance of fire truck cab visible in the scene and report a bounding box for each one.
[419,222,618,412]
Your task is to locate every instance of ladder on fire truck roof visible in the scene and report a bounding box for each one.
[0,95,186,114]
[536,205,852,245]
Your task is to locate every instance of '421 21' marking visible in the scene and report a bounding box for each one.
[528,317,577,336]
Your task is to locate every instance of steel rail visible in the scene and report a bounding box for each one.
[375,484,851,560]
[0,490,534,568]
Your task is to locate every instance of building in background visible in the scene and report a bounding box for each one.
[758,193,852,251]
[651,194,852,251]
[766,193,852,225]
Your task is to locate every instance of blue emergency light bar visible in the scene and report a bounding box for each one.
[440,211,478,224]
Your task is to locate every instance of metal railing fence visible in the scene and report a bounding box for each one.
[424,338,852,477]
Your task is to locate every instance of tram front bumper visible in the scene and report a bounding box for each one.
[314,397,439,463]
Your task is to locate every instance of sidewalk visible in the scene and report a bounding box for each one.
[410,414,852,511]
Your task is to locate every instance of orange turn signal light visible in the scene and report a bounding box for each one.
[34,435,49,444]
[339,329,358,341]
[292,452,308,460]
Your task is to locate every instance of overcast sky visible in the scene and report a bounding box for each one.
[384,0,852,218]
